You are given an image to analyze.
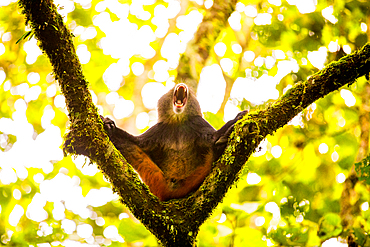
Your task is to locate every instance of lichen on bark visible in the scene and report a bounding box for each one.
[18,0,370,246]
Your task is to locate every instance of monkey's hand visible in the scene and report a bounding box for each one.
[100,116,117,136]
[214,110,248,145]
[213,110,248,159]
[100,115,138,144]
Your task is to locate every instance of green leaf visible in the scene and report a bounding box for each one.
[16,31,33,44]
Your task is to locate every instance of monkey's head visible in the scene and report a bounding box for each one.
[157,83,202,123]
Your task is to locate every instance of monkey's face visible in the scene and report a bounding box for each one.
[157,83,202,123]
[173,83,188,114]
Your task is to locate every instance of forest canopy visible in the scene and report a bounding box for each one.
[1,0,370,246]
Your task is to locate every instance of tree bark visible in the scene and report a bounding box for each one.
[18,0,370,246]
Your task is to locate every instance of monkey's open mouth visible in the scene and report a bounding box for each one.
[173,84,188,108]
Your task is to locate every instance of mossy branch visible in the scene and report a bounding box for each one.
[18,0,174,245]
[179,42,370,230]
[17,0,237,245]
[18,0,370,246]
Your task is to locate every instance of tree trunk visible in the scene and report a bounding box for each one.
[18,0,370,245]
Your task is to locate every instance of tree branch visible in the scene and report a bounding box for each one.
[18,0,175,245]
[177,0,237,87]
[185,42,370,230]
[18,0,370,246]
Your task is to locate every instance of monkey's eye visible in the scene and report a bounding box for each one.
[173,84,188,108]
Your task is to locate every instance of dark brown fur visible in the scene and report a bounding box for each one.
[100,84,247,201]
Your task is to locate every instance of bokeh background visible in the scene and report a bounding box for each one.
[1,0,370,246]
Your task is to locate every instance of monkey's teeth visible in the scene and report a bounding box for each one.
[175,101,184,107]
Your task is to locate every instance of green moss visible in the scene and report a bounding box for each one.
[19,1,370,246]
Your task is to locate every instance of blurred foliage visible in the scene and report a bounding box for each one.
[317,213,343,240]
[0,0,370,246]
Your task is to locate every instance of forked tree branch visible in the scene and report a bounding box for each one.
[18,0,370,246]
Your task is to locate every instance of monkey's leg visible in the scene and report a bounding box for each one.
[119,143,171,201]
[166,152,213,200]
[168,164,212,200]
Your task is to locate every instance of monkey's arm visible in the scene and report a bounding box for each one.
[101,116,137,144]
[101,117,169,200]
